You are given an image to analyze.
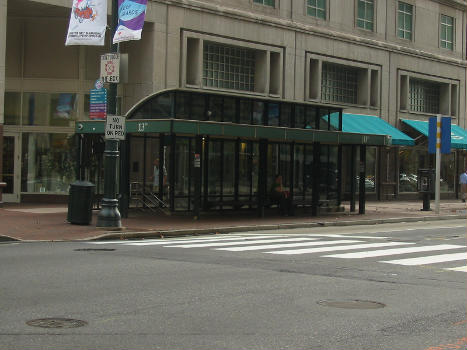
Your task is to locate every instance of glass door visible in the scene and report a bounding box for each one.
[2,133,20,202]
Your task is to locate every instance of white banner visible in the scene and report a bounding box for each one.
[65,0,107,46]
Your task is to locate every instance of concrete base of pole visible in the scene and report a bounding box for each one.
[96,198,122,228]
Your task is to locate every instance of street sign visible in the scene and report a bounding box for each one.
[100,53,120,83]
[105,116,126,140]
[89,88,107,120]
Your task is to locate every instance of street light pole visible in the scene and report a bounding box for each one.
[96,0,122,228]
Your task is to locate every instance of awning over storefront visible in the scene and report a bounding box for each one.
[401,119,467,149]
[343,114,415,146]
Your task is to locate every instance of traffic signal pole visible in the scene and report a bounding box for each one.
[96,0,122,228]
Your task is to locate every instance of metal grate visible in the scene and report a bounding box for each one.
[203,42,255,92]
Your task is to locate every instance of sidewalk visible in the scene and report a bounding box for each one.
[0,200,465,242]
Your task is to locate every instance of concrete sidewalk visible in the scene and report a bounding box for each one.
[0,200,465,242]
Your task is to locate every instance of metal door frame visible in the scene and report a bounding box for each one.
[2,132,21,203]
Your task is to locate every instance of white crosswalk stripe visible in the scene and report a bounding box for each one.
[216,239,362,252]
[167,237,322,248]
[266,242,414,255]
[323,244,465,259]
[381,252,467,266]
[445,266,467,272]
[85,233,467,273]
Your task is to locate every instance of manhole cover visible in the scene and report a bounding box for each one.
[317,300,385,309]
[26,318,87,328]
[74,248,115,252]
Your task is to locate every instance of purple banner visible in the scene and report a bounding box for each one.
[113,0,148,44]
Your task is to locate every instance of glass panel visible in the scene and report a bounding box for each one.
[223,141,235,197]
[280,144,291,188]
[280,103,292,127]
[223,97,236,123]
[365,147,376,192]
[21,133,76,193]
[268,103,279,126]
[2,136,15,194]
[174,138,190,210]
[252,101,264,125]
[175,92,190,119]
[294,105,305,128]
[267,144,280,197]
[239,99,251,124]
[238,141,251,197]
[130,93,173,119]
[22,93,77,126]
[208,140,222,197]
[304,144,314,200]
[399,147,428,192]
[191,94,206,120]
[319,108,331,131]
[441,152,455,192]
[305,107,317,129]
[327,146,339,204]
[207,95,223,122]
[293,144,304,200]
[329,110,341,131]
[4,92,21,125]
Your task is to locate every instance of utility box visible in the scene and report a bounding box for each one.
[67,181,95,225]
[417,169,435,193]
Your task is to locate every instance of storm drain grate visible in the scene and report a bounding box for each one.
[317,300,385,309]
[26,318,88,328]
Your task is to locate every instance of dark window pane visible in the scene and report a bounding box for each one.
[239,99,251,124]
[280,104,292,127]
[268,103,279,126]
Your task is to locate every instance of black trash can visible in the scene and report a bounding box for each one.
[67,181,95,225]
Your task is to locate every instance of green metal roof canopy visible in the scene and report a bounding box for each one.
[401,119,467,149]
[342,114,415,146]
[75,119,391,146]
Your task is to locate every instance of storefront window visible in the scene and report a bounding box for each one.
[399,147,428,192]
[441,152,455,193]
[21,133,76,193]
[22,93,77,126]
[4,92,21,125]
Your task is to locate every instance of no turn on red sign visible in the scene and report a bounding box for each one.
[105,116,126,140]
[100,53,120,83]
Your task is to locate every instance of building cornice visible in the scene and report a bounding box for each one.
[150,0,467,67]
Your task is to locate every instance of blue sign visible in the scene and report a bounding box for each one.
[90,88,107,120]
[428,116,451,154]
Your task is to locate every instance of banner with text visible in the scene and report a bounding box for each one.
[113,0,148,44]
[66,0,107,46]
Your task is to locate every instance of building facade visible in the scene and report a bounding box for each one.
[1,0,466,204]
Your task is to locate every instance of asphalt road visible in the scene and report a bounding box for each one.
[0,219,466,350]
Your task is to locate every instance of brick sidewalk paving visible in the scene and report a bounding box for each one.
[0,200,465,241]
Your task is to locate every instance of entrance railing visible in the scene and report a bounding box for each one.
[130,182,169,214]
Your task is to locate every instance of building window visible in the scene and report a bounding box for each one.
[321,63,358,104]
[397,2,413,40]
[253,0,275,7]
[357,0,374,31]
[440,14,454,50]
[409,79,440,114]
[203,42,256,92]
[307,0,326,19]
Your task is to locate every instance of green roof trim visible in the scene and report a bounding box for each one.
[75,119,391,146]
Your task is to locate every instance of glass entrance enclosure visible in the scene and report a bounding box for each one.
[76,88,390,217]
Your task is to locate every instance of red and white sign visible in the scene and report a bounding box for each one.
[100,53,120,83]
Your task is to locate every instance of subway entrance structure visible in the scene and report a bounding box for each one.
[75,88,391,218]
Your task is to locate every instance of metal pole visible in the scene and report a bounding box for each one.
[96,0,122,228]
[434,114,441,214]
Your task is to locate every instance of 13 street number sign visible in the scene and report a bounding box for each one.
[105,116,126,140]
[100,53,120,83]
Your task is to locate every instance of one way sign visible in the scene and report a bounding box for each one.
[105,116,126,140]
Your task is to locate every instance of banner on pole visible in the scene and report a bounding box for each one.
[113,0,148,44]
[65,0,107,46]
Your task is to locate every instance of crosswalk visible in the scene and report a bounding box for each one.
[88,233,467,273]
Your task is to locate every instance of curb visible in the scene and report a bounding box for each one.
[87,214,467,241]
[1,214,464,243]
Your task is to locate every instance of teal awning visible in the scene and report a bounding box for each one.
[343,114,415,146]
[401,119,467,149]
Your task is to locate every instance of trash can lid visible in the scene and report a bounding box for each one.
[70,180,95,187]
